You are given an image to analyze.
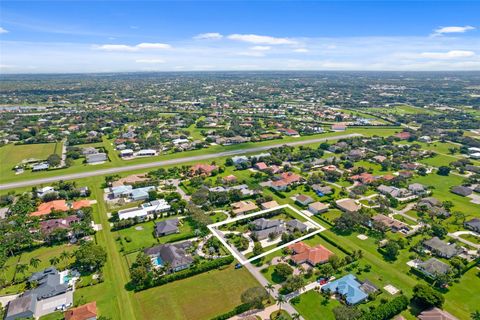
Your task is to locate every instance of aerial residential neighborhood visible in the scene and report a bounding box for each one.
[0,1,480,320]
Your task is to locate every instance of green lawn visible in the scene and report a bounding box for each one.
[134,265,260,320]
[292,290,341,320]
[443,267,480,319]
[2,244,77,287]
[411,173,478,218]
[0,142,60,180]
[115,217,194,252]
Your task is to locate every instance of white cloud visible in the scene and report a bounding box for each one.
[227,34,297,45]
[135,59,166,64]
[293,48,309,53]
[194,32,223,40]
[420,50,475,59]
[135,43,171,49]
[250,46,271,51]
[96,42,171,52]
[0,27,9,34]
[433,25,475,35]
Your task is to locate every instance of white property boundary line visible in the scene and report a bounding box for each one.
[207,204,326,265]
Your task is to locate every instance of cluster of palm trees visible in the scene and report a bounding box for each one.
[264,283,301,320]
[12,250,72,282]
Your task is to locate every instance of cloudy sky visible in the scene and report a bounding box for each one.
[0,1,479,73]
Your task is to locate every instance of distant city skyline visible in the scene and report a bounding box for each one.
[1,1,479,73]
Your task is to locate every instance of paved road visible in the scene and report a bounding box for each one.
[0,133,361,190]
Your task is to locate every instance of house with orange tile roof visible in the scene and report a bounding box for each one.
[288,242,334,266]
[64,301,97,320]
[71,200,91,210]
[30,199,91,217]
[30,200,69,217]
[190,163,218,176]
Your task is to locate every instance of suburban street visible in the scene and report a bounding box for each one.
[0,133,361,190]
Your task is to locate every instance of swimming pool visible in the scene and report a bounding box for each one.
[152,257,163,267]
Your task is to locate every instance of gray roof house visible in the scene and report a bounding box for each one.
[32,162,49,171]
[417,197,441,208]
[465,218,480,233]
[450,186,473,197]
[408,183,426,194]
[144,242,193,273]
[424,237,461,259]
[5,267,73,320]
[286,219,308,232]
[155,218,179,237]
[251,218,286,240]
[416,258,451,278]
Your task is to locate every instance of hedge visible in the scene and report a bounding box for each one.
[317,232,352,256]
[134,255,234,291]
[360,295,409,320]
[210,303,253,320]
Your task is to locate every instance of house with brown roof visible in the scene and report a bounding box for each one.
[371,214,410,233]
[39,215,81,235]
[349,172,377,184]
[295,194,314,206]
[190,163,218,176]
[417,307,458,320]
[231,201,258,215]
[308,202,329,214]
[394,131,412,140]
[260,200,279,210]
[64,301,97,320]
[336,199,360,213]
[288,242,334,266]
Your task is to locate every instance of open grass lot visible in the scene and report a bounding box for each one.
[0,142,60,180]
[0,127,401,184]
[411,173,478,217]
[365,105,438,115]
[134,265,259,320]
[354,160,392,175]
[114,217,194,252]
[292,290,341,320]
[443,267,480,319]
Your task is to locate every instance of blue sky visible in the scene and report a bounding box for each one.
[1,1,479,73]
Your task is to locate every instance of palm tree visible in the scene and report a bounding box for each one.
[60,250,70,268]
[49,256,60,267]
[265,283,274,295]
[292,313,301,320]
[276,294,286,312]
[471,310,480,320]
[16,263,29,280]
[29,257,41,269]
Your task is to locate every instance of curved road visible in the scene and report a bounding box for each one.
[0,133,361,190]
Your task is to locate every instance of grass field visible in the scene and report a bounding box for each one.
[292,290,341,320]
[411,173,478,217]
[443,267,480,319]
[0,142,61,180]
[134,265,259,320]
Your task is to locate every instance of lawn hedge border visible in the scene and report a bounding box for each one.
[317,232,352,256]
[210,303,253,320]
[134,255,234,291]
